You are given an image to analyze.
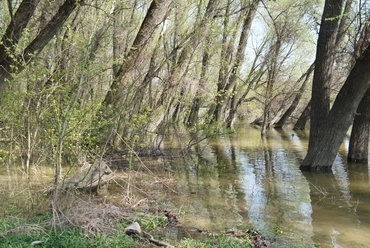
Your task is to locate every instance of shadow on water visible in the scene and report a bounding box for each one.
[138,126,370,247]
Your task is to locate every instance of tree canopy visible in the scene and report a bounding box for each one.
[0,0,369,172]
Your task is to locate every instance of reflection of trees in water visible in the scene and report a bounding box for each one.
[168,134,248,230]
[164,127,370,246]
[347,163,370,221]
[232,129,314,245]
[302,160,370,246]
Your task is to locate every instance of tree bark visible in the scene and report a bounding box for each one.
[300,44,370,172]
[307,0,344,151]
[212,0,233,122]
[347,87,370,163]
[261,38,281,135]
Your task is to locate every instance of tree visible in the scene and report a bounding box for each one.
[104,0,172,106]
[212,0,260,124]
[101,0,172,148]
[300,43,370,171]
[293,101,311,130]
[306,0,344,153]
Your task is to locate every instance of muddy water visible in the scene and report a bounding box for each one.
[128,127,370,247]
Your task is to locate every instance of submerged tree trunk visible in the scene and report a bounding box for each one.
[293,101,311,130]
[300,44,370,172]
[347,87,370,163]
[307,0,344,152]
[212,0,234,123]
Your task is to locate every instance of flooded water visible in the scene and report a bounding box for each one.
[1,125,370,247]
[133,126,370,247]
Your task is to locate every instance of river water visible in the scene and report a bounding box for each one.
[130,126,370,247]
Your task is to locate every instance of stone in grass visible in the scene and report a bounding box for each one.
[125,222,142,236]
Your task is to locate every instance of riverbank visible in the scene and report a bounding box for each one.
[0,195,268,247]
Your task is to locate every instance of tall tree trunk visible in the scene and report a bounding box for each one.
[347,87,370,163]
[300,44,370,172]
[261,38,281,135]
[307,0,344,152]
[274,62,314,128]
[225,39,268,128]
[186,36,211,127]
[186,0,219,127]
[220,0,260,121]
[212,0,233,123]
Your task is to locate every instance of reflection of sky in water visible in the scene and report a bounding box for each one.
[237,140,314,246]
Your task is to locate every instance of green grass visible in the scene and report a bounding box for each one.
[0,214,256,248]
[0,214,136,248]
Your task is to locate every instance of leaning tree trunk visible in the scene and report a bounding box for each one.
[212,0,234,123]
[293,101,311,130]
[274,62,314,128]
[104,0,172,107]
[0,0,82,92]
[300,44,370,172]
[347,87,370,163]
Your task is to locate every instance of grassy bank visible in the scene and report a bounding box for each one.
[0,211,256,248]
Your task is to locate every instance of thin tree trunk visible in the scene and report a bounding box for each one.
[220,0,260,121]
[212,0,231,122]
[186,36,211,126]
[225,38,268,128]
[186,0,218,126]
[261,38,281,135]
[225,68,265,128]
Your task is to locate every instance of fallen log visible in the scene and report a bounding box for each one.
[60,159,115,192]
